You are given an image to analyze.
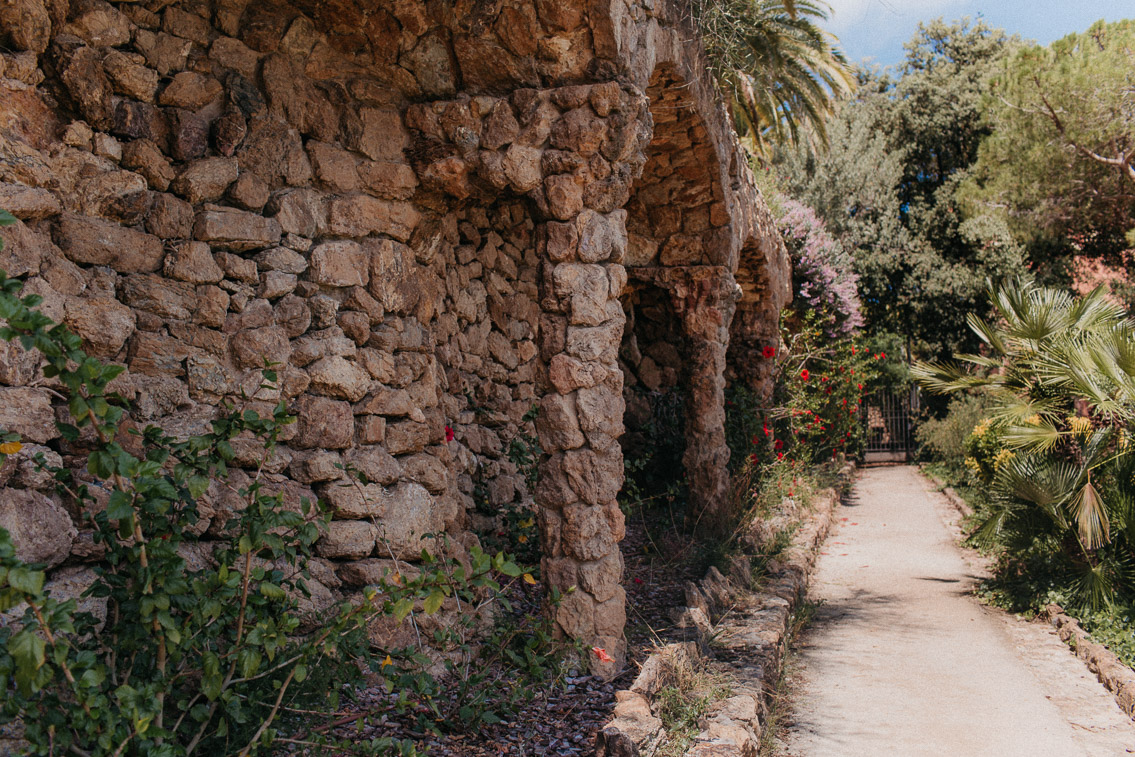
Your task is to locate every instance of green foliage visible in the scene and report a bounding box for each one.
[767,312,879,466]
[916,393,992,465]
[691,0,854,158]
[655,670,731,757]
[0,265,547,755]
[775,19,1026,360]
[914,278,1135,609]
[370,546,565,734]
[961,20,1135,267]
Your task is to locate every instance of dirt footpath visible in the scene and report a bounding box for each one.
[783,465,1135,757]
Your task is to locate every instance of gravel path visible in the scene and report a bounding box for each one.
[783,465,1135,757]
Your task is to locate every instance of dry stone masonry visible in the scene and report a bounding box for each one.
[0,0,790,662]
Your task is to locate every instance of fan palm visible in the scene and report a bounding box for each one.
[913,278,1135,607]
[691,0,855,159]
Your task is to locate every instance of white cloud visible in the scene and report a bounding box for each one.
[822,0,969,32]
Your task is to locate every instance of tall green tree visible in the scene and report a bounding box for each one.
[960,19,1135,270]
[775,19,1026,361]
[693,0,855,158]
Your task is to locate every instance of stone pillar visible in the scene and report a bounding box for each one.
[670,267,740,533]
[535,208,630,669]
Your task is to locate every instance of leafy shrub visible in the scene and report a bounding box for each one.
[915,393,991,466]
[0,249,547,755]
[915,278,1135,608]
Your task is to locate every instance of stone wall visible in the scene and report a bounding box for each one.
[0,0,790,661]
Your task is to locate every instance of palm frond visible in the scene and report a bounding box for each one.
[1001,423,1062,453]
[1069,478,1111,551]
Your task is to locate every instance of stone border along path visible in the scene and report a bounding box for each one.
[596,467,851,756]
[782,465,1135,757]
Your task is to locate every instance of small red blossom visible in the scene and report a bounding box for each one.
[821,375,828,382]
[592,647,615,664]
[763,424,771,437]
[857,383,863,391]
[880,352,886,359]
[634,577,644,584]
[774,439,784,450]
[762,345,776,358]
[777,451,785,460]
[749,453,758,464]
[445,425,455,442]
[852,347,856,355]
[800,369,810,381]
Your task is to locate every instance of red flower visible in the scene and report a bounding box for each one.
[763,424,771,437]
[749,453,758,464]
[634,577,644,584]
[777,452,784,460]
[763,345,776,358]
[880,352,886,359]
[852,347,856,355]
[857,383,863,391]
[774,439,784,450]
[592,647,615,663]
[751,435,760,446]
[800,369,810,381]
[445,425,455,442]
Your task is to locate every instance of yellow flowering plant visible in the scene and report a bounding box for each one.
[914,278,1135,609]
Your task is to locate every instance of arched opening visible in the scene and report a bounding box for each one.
[618,64,738,530]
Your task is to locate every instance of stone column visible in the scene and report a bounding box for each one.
[669,266,740,533]
[535,207,630,670]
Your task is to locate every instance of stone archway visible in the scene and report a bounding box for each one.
[618,63,741,531]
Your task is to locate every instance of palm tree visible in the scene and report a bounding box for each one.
[913,278,1135,608]
[691,0,855,159]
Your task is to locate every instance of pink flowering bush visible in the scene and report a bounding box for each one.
[777,199,864,335]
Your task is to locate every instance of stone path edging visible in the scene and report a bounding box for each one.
[594,470,847,756]
[1040,605,1135,721]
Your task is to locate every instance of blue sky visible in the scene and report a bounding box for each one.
[822,0,1135,69]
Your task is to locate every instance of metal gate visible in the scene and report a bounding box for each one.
[862,387,919,462]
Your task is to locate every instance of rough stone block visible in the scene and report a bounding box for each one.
[172,157,239,204]
[309,240,368,288]
[0,386,56,442]
[328,195,420,242]
[0,490,76,569]
[63,296,136,358]
[193,207,282,251]
[55,212,164,273]
[315,520,376,560]
[307,355,371,402]
[164,240,224,283]
[292,395,353,449]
